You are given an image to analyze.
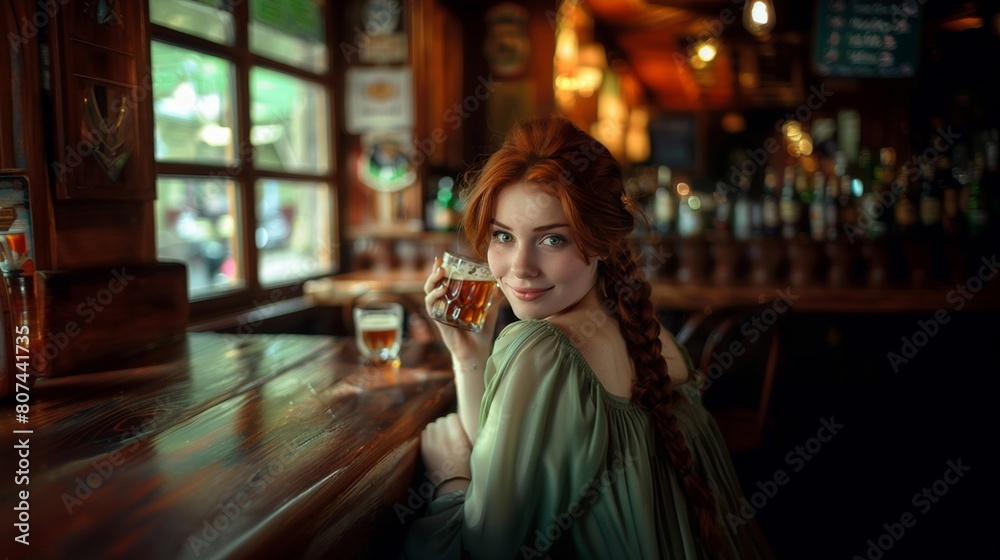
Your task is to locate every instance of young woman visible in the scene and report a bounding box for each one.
[404,117,773,559]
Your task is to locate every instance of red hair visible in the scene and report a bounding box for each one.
[460,117,731,559]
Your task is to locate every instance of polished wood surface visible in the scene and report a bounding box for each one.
[1,333,455,559]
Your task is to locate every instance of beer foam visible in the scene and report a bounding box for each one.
[358,314,400,330]
[443,259,496,281]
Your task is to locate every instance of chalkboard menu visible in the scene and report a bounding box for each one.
[813,0,922,78]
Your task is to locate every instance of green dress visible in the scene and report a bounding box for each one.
[402,319,773,559]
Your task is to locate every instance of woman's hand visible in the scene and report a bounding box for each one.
[423,256,504,366]
[421,413,473,496]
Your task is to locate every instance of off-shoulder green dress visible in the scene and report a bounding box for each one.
[402,319,773,559]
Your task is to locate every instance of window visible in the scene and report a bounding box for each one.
[150,0,336,305]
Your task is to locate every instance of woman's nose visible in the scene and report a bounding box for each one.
[510,245,538,278]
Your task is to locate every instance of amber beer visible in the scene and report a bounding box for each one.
[360,318,398,355]
[431,252,497,332]
[353,303,403,364]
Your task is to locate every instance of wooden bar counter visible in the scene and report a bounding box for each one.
[1,333,456,559]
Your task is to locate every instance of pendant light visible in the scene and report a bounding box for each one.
[743,0,776,37]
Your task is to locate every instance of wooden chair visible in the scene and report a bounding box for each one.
[675,304,783,454]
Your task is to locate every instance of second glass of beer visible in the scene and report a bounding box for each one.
[430,251,497,332]
[353,302,404,366]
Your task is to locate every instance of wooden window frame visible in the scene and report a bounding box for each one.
[150,1,339,322]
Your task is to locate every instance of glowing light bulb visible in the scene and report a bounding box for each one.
[697,42,717,62]
[751,1,769,25]
[743,0,776,37]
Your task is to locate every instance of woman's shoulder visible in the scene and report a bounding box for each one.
[658,327,692,386]
[494,319,570,355]
[491,319,594,378]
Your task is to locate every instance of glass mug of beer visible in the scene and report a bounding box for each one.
[353,302,404,366]
[429,252,498,332]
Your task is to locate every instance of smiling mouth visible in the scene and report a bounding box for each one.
[507,285,551,302]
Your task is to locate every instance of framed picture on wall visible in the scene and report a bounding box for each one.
[345,67,414,134]
[358,132,416,192]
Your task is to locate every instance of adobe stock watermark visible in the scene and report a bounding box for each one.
[393,461,470,524]
[51,67,156,182]
[60,396,175,514]
[719,85,835,201]
[564,244,672,347]
[520,452,637,559]
[701,288,798,390]
[205,140,257,189]
[726,416,844,531]
[886,254,997,372]
[844,127,961,244]
[394,411,511,523]
[395,74,497,174]
[187,436,307,556]
[222,240,336,347]
[851,458,970,560]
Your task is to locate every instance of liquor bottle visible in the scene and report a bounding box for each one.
[677,192,705,238]
[854,147,877,239]
[893,165,919,239]
[966,152,987,240]
[653,166,675,234]
[874,148,896,237]
[828,152,850,239]
[952,142,971,218]
[795,164,812,236]
[430,176,459,231]
[919,162,943,238]
[761,166,781,237]
[869,148,896,239]
[936,156,960,238]
[780,165,803,239]
[983,130,1000,241]
[825,173,841,240]
[838,174,857,233]
[730,175,752,240]
[810,170,827,241]
[0,177,38,396]
[713,185,733,237]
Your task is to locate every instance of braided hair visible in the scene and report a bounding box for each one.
[460,117,729,558]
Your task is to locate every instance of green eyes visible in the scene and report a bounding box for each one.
[491,230,513,243]
[491,230,566,247]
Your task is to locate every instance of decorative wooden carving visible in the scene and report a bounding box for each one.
[81,85,132,181]
[48,0,153,199]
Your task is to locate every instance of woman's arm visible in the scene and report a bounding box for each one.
[450,358,487,442]
[410,321,606,560]
[424,257,504,443]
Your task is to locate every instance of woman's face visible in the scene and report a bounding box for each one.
[487,182,598,321]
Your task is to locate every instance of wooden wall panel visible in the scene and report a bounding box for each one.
[52,201,156,267]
